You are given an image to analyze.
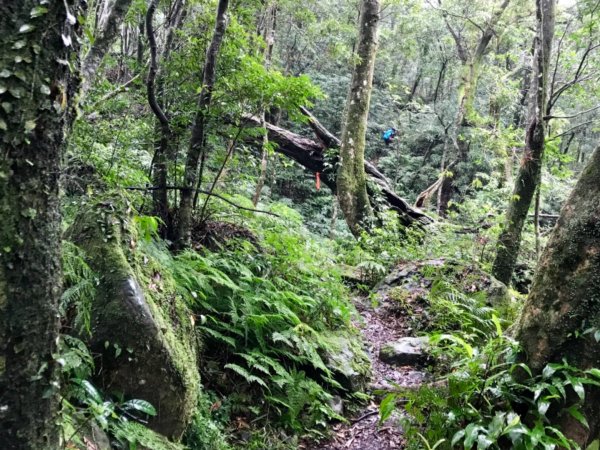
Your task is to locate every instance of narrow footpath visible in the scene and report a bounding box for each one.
[307,287,430,450]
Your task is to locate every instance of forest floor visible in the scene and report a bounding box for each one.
[304,293,428,450]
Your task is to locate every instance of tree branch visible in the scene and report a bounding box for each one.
[547,42,600,113]
[548,118,598,141]
[242,112,434,226]
[124,186,281,217]
[545,103,600,120]
[146,0,170,128]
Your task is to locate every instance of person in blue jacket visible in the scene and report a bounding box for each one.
[382,127,397,146]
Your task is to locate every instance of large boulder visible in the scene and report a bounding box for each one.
[67,199,200,439]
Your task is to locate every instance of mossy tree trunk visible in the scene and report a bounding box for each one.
[492,0,555,285]
[337,0,379,237]
[176,0,230,248]
[438,0,511,215]
[515,146,600,445]
[0,1,80,448]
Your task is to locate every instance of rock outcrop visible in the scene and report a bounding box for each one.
[67,199,200,439]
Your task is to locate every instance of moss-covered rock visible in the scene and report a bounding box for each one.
[322,332,371,392]
[376,258,510,308]
[67,198,200,440]
[116,422,186,450]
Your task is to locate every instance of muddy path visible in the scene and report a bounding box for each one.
[304,293,428,450]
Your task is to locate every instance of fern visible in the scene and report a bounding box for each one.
[61,241,98,334]
[130,213,356,433]
[224,363,269,389]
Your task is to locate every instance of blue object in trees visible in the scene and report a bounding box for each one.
[382,128,397,145]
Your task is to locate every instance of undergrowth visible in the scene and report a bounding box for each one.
[381,277,600,450]
[58,196,367,448]
[143,202,361,436]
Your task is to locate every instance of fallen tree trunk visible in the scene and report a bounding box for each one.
[245,112,433,226]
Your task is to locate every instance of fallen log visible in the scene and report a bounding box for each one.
[244,111,433,226]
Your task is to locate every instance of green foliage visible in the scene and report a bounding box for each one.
[61,241,98,335]
[183,392,232,450]
[56,336,176,450]
[51,0,600,447]
[137,202,356,434]
[380,278,599,450]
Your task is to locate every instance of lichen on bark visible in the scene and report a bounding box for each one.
[337,0,380,237]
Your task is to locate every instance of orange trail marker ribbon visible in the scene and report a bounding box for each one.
[316,172,321,191]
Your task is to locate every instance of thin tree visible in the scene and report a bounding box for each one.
[337,0,380,237]
[252,1,278,206]
[436,0,511,214]
[176,0,230,248]
[146,0,186,233]
[492,0,555,285]
[515,145,600,445]
[81,0,134,97]
[146,0,171,230]
[0,1,80,447]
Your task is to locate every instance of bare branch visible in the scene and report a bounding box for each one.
[548,118,599,141]
[125,186,281,217]
[545,103,600,120]
[547,43,600,113]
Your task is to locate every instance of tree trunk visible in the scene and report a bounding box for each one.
[81,0,133,97]
[337,0,379,237]
[146,0,171,231]
[492,0,555,285]
[438,0,511,214]
[137,17,144,67]
[253,2,277,206]
[0,2,80,448]
[176,0,230,248]
[147,0,185,234]
[515,146,600,446]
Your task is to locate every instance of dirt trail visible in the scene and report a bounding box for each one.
[305,295,427,450]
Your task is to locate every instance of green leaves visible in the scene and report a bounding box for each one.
[379,393,397,424]
[122,399,157,416]
[18,24,35,33]
[30,6,48,18]
[436,333,474,358]
[567,405,589,430]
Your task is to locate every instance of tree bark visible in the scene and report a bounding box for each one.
[81,0,133,97]
[253,2,277,206]
[146,0,171,231]
[176,0,230,248]
[0,1,80,448]
[492,0,555,285]
[337,0,379,237]
[515,146,600,446]
[146,0,185,234]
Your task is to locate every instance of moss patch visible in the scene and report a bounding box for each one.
[322,331,372,392]
[66,197,200,439]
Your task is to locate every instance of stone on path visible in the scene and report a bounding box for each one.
[379,337,430,367]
